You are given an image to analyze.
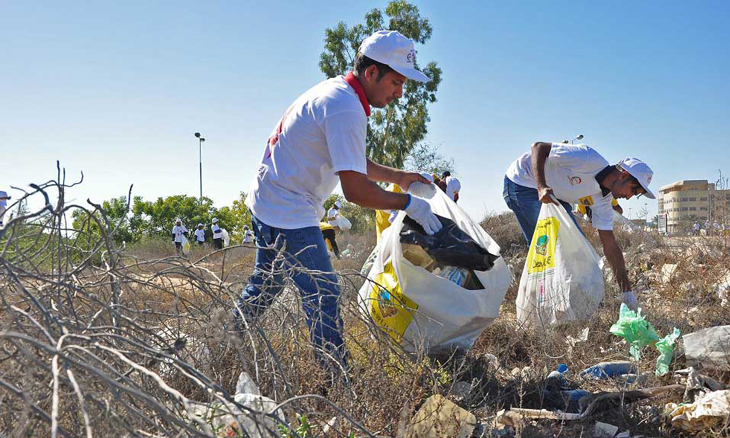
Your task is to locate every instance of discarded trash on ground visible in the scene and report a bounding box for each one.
[665,389,730,433]
[683,325,730,372]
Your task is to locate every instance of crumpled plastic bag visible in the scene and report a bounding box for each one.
[609,304,660,360]
[400,215,499,271]
[610,304,680,375]
[666,390,730,432]
[655,327,681,376]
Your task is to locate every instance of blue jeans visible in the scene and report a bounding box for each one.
[235,215,347,370]
[503,176,582,242]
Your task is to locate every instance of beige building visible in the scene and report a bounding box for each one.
[657,180,730,233]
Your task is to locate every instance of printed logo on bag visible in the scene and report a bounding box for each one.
[578,195,594,206]
[369,261,418,342]
[569,176,582,185]
[527,217,560,274]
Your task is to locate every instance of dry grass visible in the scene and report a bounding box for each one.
[1,180,729,437]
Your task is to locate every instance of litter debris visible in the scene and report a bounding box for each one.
[717,273,730,307]
[660,263,678,284]
[677,367,726,402]
[406,394,477,438]
[580,361,636,380]
[666,390,730,433]
[683,325,730,372]
[593,421,619,437]
[609,304,680,375]
[565,327,590,349]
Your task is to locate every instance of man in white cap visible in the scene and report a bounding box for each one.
[327,200,342,228]
[194,223,206,246]
[238,30,441,371]
[503,141,656,310]
[0,191,11,227]
[211,218,223,250]
[171,219,188,255]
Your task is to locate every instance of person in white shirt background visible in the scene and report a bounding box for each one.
[211,218,223,250]
[242,225,254,244]
[0,191,11,228]
[445,174,461,203]
[237,30,441,373]
[171,219,188,255]
[503,141,656,311]
[194,223,206,246]
[327,201,341,228]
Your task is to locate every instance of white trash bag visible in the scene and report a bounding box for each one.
[221,228,230,246]
[516,202,604,328]
[358,182,510,353]
[181,235,191,256]
[336,215,352,231]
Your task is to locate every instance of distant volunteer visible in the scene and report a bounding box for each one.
[211,218,223,249]
[171,219,188,255]
[239,30,441,370]
[327,201,342,228]
[194,223,206,246]
[0,191,10,227]
[503,142,656,310]
[242,225,254,243]
[445,174,461,203]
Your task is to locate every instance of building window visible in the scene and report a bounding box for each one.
[680,198,688,202]
[700,207,708,211]
[689,197,696,201]
[701,197,708,201]
[690,207,696,211]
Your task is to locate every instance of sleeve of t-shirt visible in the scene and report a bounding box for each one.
[591,197,615,231]
[324,110,368,175]
[549,144,608,174]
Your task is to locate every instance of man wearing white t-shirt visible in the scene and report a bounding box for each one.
[242,225,253,244]
[194,223,206,246]
[171,219,188,255]
[237,30,441,371]
[211,218,223,250]
[445,175,461,203]
[503,142,656,310]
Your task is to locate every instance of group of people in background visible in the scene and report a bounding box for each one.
[170,217,254,255]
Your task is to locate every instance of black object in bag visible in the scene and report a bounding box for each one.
[400,215,499,271]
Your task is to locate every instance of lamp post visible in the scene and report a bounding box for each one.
[571,134,584,144]
[194,132,205,202]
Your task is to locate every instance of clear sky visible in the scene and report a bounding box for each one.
[3,1,729,223]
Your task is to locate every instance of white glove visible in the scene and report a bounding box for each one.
[622,291,638,311]
[419,172,434,183]
[404,194,442,235]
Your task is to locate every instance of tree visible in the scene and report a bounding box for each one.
[72,196,134,246]
[404,142,454,176]
[133,195,215,237]
[319,0,442,170]
[215,192,252,243]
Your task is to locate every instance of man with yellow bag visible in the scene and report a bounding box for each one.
[503,142,655,310]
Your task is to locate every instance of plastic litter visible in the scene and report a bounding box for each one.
[580,361,636,380]
[609,304,680,375]
[655,327,681,376]
[666,390,730,433]
[400,214,499,271]
[609,304,660,360]
[683,325,730,372]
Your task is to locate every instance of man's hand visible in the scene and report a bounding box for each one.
[397,171,432,191]
[404,195,442,235]
[537,186,559,204]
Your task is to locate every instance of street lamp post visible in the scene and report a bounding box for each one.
[571,134,584,144]
[194,132,206,202]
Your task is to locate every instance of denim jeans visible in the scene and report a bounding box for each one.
[235,215,347,370]
[503,176,582,242]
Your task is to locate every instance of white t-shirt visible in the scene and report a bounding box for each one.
[194,228,205,242]
[246,76,368,229]
[172,225,187,243]
[212,224,222,240]
[505,144,615,230]
[243,230,253,243]
[445,176,461,201]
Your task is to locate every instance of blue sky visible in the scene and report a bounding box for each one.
[3,1,729,223]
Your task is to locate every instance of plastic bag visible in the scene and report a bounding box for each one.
[181,235,191,255]
[683,325,730,372]
[656,327,681,376]
[609,304,660,360]
[399,215,499,271]
[221,229,230,246]
[358,182,510,353]
[516,202,604,328]
[336,215,352,231]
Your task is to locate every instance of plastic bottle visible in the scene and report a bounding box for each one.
[579,361,636,379]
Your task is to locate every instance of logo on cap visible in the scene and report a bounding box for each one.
[406,50,415,64]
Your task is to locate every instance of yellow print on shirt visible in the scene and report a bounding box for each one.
[578,195,594,206]
[527,217,560,274]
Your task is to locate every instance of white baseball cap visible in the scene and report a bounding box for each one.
[618,158,655,199]
[334,201,341,208]
[197,223,203,227]
[0,191,10,200]
[212,218,219,223]
[359,30,429,83]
